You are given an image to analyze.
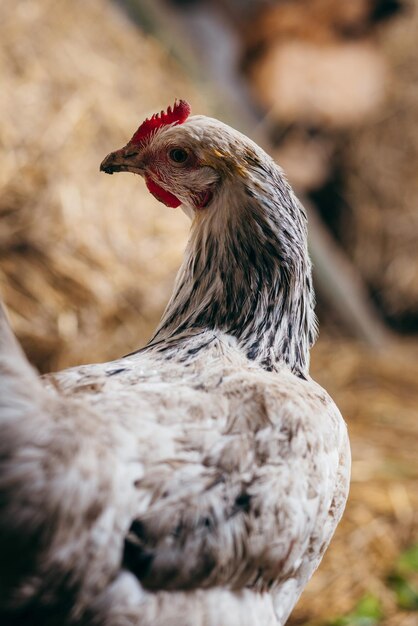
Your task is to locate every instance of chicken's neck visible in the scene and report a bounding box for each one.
[150,167,317,377]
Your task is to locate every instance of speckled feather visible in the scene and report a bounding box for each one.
[0,108,350,626]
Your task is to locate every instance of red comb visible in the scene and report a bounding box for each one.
[128,100,191,146]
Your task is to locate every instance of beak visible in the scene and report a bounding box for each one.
[100,146,144,175]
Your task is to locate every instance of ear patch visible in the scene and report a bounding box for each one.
[129,100,191,146]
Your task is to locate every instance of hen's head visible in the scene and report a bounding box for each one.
[101,101,316,375]
[100,100,267,215]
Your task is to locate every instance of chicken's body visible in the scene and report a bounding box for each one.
[0,102,350,625]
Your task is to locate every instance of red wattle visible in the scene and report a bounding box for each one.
[145,175,181,208]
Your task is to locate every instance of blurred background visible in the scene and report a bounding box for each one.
[0,0,417,623]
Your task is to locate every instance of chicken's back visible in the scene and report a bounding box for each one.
[1,330,351,625]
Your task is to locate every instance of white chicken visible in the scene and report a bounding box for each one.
[0,100,350,626]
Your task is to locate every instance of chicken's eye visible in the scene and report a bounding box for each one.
[168,148,189,164]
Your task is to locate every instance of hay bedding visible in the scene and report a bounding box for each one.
[0,0,197,372]
[0,1,417,625]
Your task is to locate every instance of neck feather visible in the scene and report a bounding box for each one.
[149,162,317,377]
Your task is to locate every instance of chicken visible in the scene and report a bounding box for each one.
[0,100,350,626]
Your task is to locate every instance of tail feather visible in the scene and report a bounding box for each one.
[0,301,137,621]
[0,301,55,611]
[0,301,47,433]
[0,302,43,391]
